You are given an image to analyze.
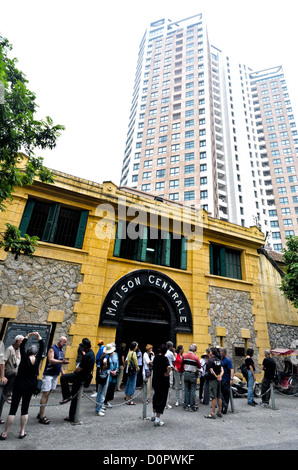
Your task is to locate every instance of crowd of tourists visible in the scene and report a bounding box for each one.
[0,333,278,437]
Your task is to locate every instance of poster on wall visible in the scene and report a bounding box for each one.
[3,322,51,356]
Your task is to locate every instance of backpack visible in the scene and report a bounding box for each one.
[240,363,248,381]
[127,353,137,376]
[97,354,110,385]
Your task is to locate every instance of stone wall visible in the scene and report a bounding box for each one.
[267,322,298,351]
[0,253,83,341]
[208,286,258,372]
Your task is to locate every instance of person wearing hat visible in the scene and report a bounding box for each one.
[94,343,115,416]
[199,351,209,404]
[91,340,105,398]
[103,343,119,408]
[201,348,211,405]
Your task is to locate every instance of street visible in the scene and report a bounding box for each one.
[0,384,297,453]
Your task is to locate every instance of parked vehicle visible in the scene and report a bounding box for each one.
[271,348,298,396]
[231,373,261,398]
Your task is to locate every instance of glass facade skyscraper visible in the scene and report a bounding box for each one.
[120,14,298,251]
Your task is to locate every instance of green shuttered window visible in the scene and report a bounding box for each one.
[19,199,88,249]
[209,243,242,280]
[113,221,187,270]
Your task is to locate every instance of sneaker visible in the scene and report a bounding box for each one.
[175,402,179,407]
[248,402,255,407]
[91,393,97,398]
[166,404,172,409]
[105,403,112,408]
[154,420,165,427]
[95,411,105,417]
[261,402,269,408]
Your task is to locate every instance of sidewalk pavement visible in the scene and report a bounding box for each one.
[0,385,297,451]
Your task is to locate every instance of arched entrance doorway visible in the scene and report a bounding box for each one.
[118,290,172,353]
[99,269,193,353]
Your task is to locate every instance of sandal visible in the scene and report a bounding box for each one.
[18,433,27,439]
[39,416,50,424]
[205,414,216,419]
[59,397,72,404]
[127,401,136,405]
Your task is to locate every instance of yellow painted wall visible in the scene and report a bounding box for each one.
[258,255,297,326]
[0,171,297,381]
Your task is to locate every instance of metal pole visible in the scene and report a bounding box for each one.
[270,382,276,410]
[73,384,84,424]
[143,379,148,419]
[229,386,235,413]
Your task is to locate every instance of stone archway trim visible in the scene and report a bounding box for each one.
[99,269,193,333]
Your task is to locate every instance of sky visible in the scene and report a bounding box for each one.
[1,0,298,186]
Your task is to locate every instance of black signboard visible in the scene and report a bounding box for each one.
[3,322,52,356]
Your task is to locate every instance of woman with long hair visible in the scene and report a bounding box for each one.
[0,332,44,440]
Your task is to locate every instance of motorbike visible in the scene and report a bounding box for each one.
[271,348,298,395]
[231,373,261,398]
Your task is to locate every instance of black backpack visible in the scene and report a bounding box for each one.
[240,363,248,381]
[97,354,110,385]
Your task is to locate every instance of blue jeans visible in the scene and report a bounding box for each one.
[184,371,197,410]
[247,370,254,403]
[174,370,185,405]
[125,372,137,397]
[95,379,109,412]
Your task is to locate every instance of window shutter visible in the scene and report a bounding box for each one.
[220,247,226,277]
[42,203,61,242]
[226,250,242,280]
[19,200,35,236]
[137,225,148,262]
[209,243,214,274]
[180,236,187,270]
[161,232,171,266]
[113,220,124,257]
[74,210,89,249]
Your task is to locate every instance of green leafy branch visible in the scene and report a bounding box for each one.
[0,222,39,260]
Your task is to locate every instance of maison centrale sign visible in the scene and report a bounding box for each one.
[100,269,193,333]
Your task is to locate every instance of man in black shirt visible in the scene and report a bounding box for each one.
[205,347,223,419]
[261,349,276,407]
[60,338,95,422]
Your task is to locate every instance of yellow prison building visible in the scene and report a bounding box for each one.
[0,168,297,378]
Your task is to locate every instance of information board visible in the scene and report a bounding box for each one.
[3,322,52,357]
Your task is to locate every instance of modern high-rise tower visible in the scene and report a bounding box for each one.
[120,13,298,252]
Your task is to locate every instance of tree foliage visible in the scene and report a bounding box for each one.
[279,236,298,309]
[0,34,65,212]
[0,222,39,260]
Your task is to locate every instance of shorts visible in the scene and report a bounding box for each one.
[41,375,59,392]
[208,379,222,399]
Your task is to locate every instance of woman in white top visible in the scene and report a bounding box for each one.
[143,344,154,404]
